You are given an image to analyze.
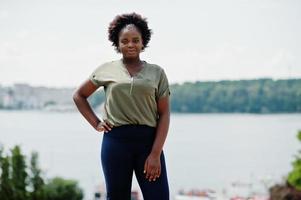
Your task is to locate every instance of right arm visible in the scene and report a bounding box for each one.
[72,79,112,132]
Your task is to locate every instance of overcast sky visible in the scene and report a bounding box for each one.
[1,0,300,87]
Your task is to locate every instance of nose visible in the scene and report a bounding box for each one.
[127,42,134,48]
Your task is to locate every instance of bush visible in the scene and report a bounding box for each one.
[269,131,301,200]
[287,131,301,190]
[44,177,83,200]
[0,144,83,200]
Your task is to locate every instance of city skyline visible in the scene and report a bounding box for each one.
[1,0,301,87]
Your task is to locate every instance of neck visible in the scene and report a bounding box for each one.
[122,57,141,65]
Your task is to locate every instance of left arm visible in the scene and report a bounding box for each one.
[144,95,170,181]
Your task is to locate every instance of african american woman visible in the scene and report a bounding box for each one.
[73,13,170,200]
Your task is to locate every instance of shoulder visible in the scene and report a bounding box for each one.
[96,60,120,69]
[92,60,121,73]
[143,62,169,87]
[144,62,166,74]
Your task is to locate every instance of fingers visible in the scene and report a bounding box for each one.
[148,169,157,181]
[96,120,114,133]
[104,119,114,128]
[144,160,148,176]
[146,168,160,182]
[144,160,161,182]
[156,168,161,178]
[102,122,111,132]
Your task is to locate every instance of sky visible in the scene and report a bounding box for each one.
[1,0,301,87]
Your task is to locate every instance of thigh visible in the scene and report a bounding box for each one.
[101,136,134,200]
[134,151,170,200]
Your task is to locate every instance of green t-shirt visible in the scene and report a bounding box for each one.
[89,59,170,127]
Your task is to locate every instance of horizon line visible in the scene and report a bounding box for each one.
[1,76,301,88]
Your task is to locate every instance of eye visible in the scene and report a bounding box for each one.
[121,39,128,44]
[133,39,139,43]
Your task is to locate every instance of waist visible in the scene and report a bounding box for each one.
[104,124,156,142]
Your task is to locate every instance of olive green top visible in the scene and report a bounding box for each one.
[89,59,170,127]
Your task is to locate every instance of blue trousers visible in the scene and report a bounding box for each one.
[101,125,169,200]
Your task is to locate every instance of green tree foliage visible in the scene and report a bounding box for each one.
[288,131,301,190]
[29,151,45,200]
[170,79,301,113]
[0,145,84,200]
[11,146,29,200]
[0,145,13,200]
[44,177,83,200]
[269,131,301,199]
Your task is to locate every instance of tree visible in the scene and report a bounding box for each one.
[29,151,45,200]
[44,177,84,200]
[0,145,13,200]
[287,131,301,190]
[269,131,301,199]
[11,145,29,200]
[0,144,84,200]
[168,79,301,113]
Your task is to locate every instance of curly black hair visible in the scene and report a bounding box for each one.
[108,13,152,52]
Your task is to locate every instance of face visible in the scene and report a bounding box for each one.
[118,24,144,59]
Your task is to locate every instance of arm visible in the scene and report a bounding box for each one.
[73,79,112,132]
[144,95,170,181]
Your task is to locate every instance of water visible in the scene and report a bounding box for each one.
[0,111,300,199]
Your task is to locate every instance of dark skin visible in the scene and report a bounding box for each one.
[73,24,170,182]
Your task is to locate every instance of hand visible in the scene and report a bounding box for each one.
[96,120,113,133]
[144,153,161,182]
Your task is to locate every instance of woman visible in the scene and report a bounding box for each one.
[73,13,170,200]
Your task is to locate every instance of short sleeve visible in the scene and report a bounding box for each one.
[89,64,107,87]
[157,69,170,99]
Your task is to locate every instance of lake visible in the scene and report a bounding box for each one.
[1,111,300,199]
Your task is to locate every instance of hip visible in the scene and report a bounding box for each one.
[103,124,156,144]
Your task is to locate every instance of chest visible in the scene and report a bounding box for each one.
[105,71,158,97]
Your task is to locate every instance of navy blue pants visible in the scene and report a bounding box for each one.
[101,125,169,200]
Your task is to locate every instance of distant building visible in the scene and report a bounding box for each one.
[0,84,76,110]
